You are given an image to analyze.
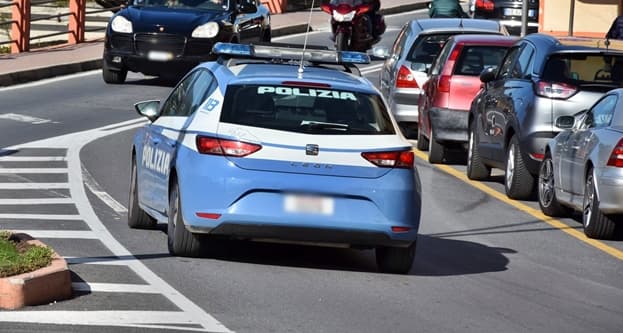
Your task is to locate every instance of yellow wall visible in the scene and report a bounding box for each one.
[540,0,621,38]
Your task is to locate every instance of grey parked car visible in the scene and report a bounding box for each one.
[467,33,623,200]
[377,18,508,138]
[538,89,623,239]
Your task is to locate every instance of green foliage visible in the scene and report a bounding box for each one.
[0,232,54,278]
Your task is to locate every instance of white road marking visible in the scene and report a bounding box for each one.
[0,214,82,220]
[0,182,69,189]
[0,70,100,92]
[2,118,231,332]
[83,165,128,214]
[72,282,158,294]
[66,256,136,266]
[0,113,57,124]
[0,156,67,161]
[0,168,68,173]
[0,198,73,204]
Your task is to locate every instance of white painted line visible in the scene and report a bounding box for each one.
[0,156,66,162]
[83,165,128,214]
[66,256,134,266]
[0,182,69,189]
[0,69,100,92]
[73,282,158,294]
[0,214,82,220]
[0,113,57,124]
[9,230,97,239]
[0,198,73,205]
[0,168,68,174]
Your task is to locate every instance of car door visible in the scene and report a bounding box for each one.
[142,69,217,213]
[420,39,454,138]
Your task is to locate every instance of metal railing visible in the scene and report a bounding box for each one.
[0,0,119,53]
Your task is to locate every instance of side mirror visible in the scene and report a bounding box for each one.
[369,46,389,60]
[134,100,161,122]
[237,0,257,14]
[480,66,496,83]
[555,115,575,129]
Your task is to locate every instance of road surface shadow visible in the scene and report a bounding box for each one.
[191,234,512,276]
[125,75,181,88]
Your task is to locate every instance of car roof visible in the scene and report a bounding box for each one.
[450,34,518,46]
[409,18,504,34]
[524,33,623,53]
[203,62,377,94]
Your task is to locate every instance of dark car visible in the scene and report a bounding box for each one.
[418,34,516,163]
[467,34,623,200]
[102,0,271,83]
[472,0,539,36]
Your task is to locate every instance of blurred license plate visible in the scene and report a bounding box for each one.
[284,194,334,215]
[504,8,523,16]
[148,51,173,62]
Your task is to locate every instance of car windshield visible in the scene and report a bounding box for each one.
[220,84,396,135]
[132,0,229,10]
[542,53,623,87]
[454,46,509,76]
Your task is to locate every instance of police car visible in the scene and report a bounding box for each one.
[128,43,422,274]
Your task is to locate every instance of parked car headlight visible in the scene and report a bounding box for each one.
[333,10,355,22]
[111,15,132,34]
[192,22,220,38]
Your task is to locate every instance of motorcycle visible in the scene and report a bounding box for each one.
[320,0,386,52]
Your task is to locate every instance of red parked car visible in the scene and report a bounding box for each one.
[417,34,517,163]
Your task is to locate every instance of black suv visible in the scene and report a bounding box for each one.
[102,0,271,84]
[472,0,539,36]
[467,34,623,199]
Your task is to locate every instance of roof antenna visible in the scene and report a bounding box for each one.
[298,0,316,78]
[459,18,463,28]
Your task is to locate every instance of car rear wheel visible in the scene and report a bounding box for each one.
[416,125,428,151]
[583,169,617,239]
[127,158,157,229]
[428,127,445,164]
[466,122,490,180]
[505,135,535,200]
[102,61,127,84]
[168,179,205,257]
[538,153,571,217]
[376,242,415,274]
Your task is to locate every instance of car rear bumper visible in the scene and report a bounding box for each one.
[429,107,469,143]
[519,131,558,175]
[391,88,421,123]
[499,20,539,35]
[596,168,623,215]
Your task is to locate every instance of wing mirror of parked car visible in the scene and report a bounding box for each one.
[370,46,390,60]
[480,67,496,83]
[134,100,161,122]
[555,115,576,129]
[237,0,257,14]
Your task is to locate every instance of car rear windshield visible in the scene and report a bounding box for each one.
[220,84,396,135]
[406,32,500,70]
[542,53,623,87]
[454,46,509,76]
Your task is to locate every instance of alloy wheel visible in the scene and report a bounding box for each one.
[506,144,515,189]
[538,158,555,207]
[583,174,594,227]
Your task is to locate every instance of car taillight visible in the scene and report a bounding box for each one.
[536,81,578,99]
[438,75,452,93]
[396,65,419,89]
[607,138,623,167]
[362,150,414,169]
[196,136,261,157]
[476,0,495,11]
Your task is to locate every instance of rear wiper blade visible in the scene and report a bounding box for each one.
[300,120,349,131]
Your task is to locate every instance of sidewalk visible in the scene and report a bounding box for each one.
[0,0,428,87]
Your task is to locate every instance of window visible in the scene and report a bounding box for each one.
[406,34,450,69]
[512,44,534,79]
[391,25,410,58]
[430,40,453,76]
[542,53,623,85]
[498,46,520,79]
[454,46,509,76]
[584,95,617,129]
[220,85,396,135]
[161,69,216,117]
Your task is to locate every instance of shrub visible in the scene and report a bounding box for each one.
[0,232,54,278]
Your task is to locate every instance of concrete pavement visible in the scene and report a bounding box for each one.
[0,0,429,87]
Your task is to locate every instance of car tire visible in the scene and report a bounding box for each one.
[335,31,348,51]
[127,158,157,229]
[262,29,271,43]
[583,169,617,239]
[428,127,445,164]
[416,125,428,151]
[537,153,571,217]
[376,242,416,274]
[466,121,490,180]
[504,135,535,200]
[168,179,205,257]
[102,61,127,84]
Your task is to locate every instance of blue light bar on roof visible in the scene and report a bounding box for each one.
[212,42,370,65]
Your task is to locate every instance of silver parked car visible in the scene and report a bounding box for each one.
[538,89,623,239]
[377,18,508,138]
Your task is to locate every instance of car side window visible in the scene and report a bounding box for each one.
[584,95,618,129]
[430,40,453,76]
[391,25,409,58]
[161,70,201,117]
[497,47,520,79]
[512,44,534,79]
[186,70,217,116]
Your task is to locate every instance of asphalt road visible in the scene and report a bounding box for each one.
[1,9,623,333]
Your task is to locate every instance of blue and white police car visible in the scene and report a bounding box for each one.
[128,43,422,274]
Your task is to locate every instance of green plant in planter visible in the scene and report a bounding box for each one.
[0,231,54,278]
